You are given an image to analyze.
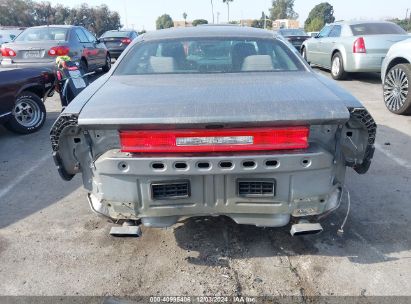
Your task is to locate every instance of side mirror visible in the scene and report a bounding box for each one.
[95,38,101,44]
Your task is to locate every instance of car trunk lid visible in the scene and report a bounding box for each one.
[77,72,351,128]
[3,40,67,63]
[361,34,410,54]
[101,37,129,48]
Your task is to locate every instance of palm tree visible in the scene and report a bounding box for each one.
[183,12,188,26]
[222,0,233,22]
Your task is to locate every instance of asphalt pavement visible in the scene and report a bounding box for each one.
[0,68,410,298]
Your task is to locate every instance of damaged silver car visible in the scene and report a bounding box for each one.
[50,26,376,235]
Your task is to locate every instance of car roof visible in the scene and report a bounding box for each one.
[142,25,275,41]
[25,25,75,29]
[332,20,396,26]
[105,30,134,33]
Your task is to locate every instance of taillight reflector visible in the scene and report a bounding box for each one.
[121,38,132,44]
[48,46,70,56]
[120,127,310,153]
[353,37,366,53]
[1,47,16,57]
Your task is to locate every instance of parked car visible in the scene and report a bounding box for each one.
[51,26,376,236]
[0,25,111,73]
[0,67,55,134]
[301,21,410,80]
[276,28,310,50]
[0,28,24,45]
[100,30,138,59]
[381,38,411,115]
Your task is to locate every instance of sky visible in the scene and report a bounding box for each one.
[37,0,411,31]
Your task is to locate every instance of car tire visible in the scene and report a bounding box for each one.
[80,59,88,74]
[331,52,347,80]
[383,63,411,115]
[102,53,111,73]
[301,47,310,64]
[4,92,46,134]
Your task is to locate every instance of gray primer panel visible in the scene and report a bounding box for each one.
[78,72,351,127]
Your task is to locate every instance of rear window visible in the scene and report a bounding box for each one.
[350,23,406,36]
[279,29,307,36]
[114,37,304,75]
[15,27,68,42]
[101,31,131,38]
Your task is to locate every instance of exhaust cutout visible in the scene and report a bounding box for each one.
[290,221,323,236]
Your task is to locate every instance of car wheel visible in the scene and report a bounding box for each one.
[80,59,88,74]
[383,63,411,115]
[102,53,111,73]
[331,52,347,80]
[301,47,309,64]
[4,92,46,134]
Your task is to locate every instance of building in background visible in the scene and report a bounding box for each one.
[239,19,254,27]
[173,20,193,28]
[272,19,299,30]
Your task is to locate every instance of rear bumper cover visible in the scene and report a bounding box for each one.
[87,145,344,227]
[345,53,385,72]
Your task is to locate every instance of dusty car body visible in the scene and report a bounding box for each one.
[1,25,110,73]
[50,26,376,233]
[301,21,409,80]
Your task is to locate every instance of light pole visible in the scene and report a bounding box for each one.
[210,0,215,24]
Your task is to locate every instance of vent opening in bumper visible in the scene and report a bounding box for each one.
[151,180,190,200]
[238,179,276,198]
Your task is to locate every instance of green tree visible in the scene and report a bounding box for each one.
[33,1,55,25]
[156,14,174,29]
[269,0,298,20]
[53,4,70,25]
[304,2,335,31]
[192,19,208,26]
[0,0,36,27]
[92,4,122,36]
[0,0,121,35]
[305,17,324,32]
[222,0,233,22]
[390,18,411,32]
[251,12,272,29]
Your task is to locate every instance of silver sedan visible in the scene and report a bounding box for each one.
[301,21,409,80]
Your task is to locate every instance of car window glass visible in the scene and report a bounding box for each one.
[75,28,89,43]
[317,26,332,38]
[329,25,342,38]
[115,38,305,75]
[15,28,68,42]
[350,23,407,35]
[279,29,307,36]
[83,29,97,43]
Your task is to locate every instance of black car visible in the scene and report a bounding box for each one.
[100,30,138,59]
[0,67,54,134]
[277,28,310,51]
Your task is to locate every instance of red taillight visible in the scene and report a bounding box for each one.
[119,127,310,153]
[353,37,366,53]
[48,46,70,56]
[1,47,16,57]
[121,38,132,44]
